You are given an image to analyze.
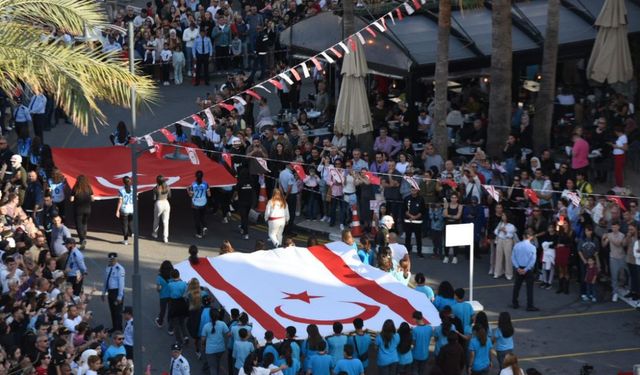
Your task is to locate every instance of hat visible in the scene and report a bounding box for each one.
[123,306,133,315]
[381,215,395,226]
[169,29,177,34]
[252,134,261,141]
[277,127,285,134]
[231,136,241,144]
[108,252,118,259]
[10,155,22,163]
[171,343,182,351]
[63,237,76,245]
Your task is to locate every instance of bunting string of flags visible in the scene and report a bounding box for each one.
[150,141,634,210]
[135,0,426,143]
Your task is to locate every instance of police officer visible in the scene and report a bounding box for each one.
[101,252,125,332]
[63,237,87,296]
[122,306,134,359]
[404,186,426,258]
[168,343,190,375]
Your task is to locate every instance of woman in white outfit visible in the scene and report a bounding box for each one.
[152,175,171,243]
[169,30,185,84]
[265,188,289,247]
[494,213,517,280]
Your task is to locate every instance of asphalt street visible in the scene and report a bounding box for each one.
[41,79,640,374]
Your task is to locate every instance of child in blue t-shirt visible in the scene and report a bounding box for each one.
[414,273,435,302]
[492,312,515,369]
[308,341,332,374]
[468,324,493,373]
[326,322,348,367]
[232,328,255,371]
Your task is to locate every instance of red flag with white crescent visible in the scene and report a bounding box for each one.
[222,152,233,169]
[608,196,627,211]
[292,164,307,180]
[160,128,176,143]
[566,191,581,207]
[365,171,381,185]
[256,158,270,173]
[191,114,206,129]
[525,188,540,205]
[173,242,441,341]
[403,176,419,190]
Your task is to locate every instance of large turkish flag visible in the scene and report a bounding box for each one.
[174,241,441,341]
[52,145,236,199]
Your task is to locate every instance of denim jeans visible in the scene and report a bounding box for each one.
[330,196,347,226]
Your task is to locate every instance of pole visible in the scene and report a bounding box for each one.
[128,21,143,373]
[469,241,474,302]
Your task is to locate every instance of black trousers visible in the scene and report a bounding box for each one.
[238,204,250,235]
[120,213,133,240]
[67,275,83,296]
[215,46,229,70]
[285,193,297,234]
[193,206,207,235]
[75,211,90,242]
[195,53,209,84]
[32,113,45,140]
[15,121,29,139]
[108,289,123,331]
[404,222,423,255]
[512,270,535,308]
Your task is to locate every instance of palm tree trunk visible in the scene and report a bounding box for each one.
[433,0,451,160]
[533,0,560,152]
[487,0,512,158]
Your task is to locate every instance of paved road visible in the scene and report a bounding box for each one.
[41,80,640,374]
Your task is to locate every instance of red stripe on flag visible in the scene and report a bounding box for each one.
[245,89,261,100]
[191,258,288,338]
[268,79,283,90]
[396,7,404,20]
[412,0,422,10]
[365,26,376,37]
[290,67,301,81]
[307,245,425,323]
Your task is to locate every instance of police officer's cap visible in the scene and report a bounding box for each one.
[171,343,182,351]
[108,252,118,259]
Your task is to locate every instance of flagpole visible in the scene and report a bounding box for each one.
[128,21,143,373]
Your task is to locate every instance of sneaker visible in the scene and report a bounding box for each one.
[612,293,618,302]
[151,232,158,239]
[195,234,202,239]
[183,337,189,344]
[591,296,597,302]
[544,284,552,290]
[154,318,163,328]
[539,283,547,289]
[187,71,192,77]
[442,257,449,264]
[339,224,345,231]
[168,330,174,336]
[243,234,249,240]
[493,274,502,279]
[222,217,229,224]
[581,294,589,301]
[203,227,208,234]
[296,211,301,217]
[163,238,168,243]
[452,257,458,264]
[163,81,170,86]
[488,270,494,275]
[506,276,513,281]
[122,240,128,245]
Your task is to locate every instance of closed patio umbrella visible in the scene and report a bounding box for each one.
[334,41,373,136]
[586,0,633,84]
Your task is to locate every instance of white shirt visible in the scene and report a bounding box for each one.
[1,268,23,292]
[63,314,82,332]
[182,27,200,47]
[123,318,134,346]
[28,94,47,114]
[205,126,221,147]
[389,243,408,264]
[494,222,517,240]
[207,5,220,15]
[239,367,271,375]
[613,134,627,155]
[500,367,525,375]
[161,49,173,62]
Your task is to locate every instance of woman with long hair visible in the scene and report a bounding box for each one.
[155,260,174,330]
[219,240,235,255]
[70,175,93,249]
[302,324,326,372]
[555,219,574,294]
[499,353,525,375]
[277,342,300,375]
[468,324,493,375]
[433,281,456,312]
[115,176,134,245]
[493,312,515,370]
[264,188,289,247]
[187,278,203,357]
[396,322,413,375]
[239,352,286,375]
[109,121,130,146]
[152,175,171,243]
[375,319,399,375]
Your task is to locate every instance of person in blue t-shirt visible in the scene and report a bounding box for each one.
[413,273,435,302]
[347,318,371,369]
[375,320,400,374]
[167,269,189,343]
[233,328,255,371]
[332,344,364,375]
[188,170,211,238]
[155,260,173,330]
[201,308,229,374]
[357,236,375,266]
[308,341,332,374]
[326,322,348,367]
[492,312,515,369]
[302,324,327,372]
[259,331,280,364]
[411,311,433,375]
[468,324,493,374]
[277,342,301,375]
[452,288,474,335]
[283,326,301,364]
[115,176,134,244]
[433,320,457,356]
[396,322,413,374]
[433,281,457,312]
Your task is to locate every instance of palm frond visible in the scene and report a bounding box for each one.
[0,23,158,134]
[0,0,106,35]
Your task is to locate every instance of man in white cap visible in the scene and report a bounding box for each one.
[169,343,190,375]
[375,215,394,258]
[9,154,27,203]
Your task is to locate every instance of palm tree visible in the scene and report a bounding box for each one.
[433,0,452,160]
[487,0,512,158]
[533,0,560,152]
[0,0,157,134]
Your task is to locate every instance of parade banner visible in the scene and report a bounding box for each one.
[175,241,440,341]
[52,145,236,199]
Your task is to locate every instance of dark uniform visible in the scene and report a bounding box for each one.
[404,193,426,256]
[102,252,125,332]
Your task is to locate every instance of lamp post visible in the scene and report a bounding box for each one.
[128,21,143,372]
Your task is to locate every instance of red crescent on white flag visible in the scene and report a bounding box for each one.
[274,301,380,325]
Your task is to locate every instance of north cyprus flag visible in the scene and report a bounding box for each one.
[174,241,440,341]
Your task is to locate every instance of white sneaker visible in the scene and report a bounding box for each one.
[442,257,449,264]
[122,240,128,245]
[296,211,301,217]
[163,238,168,243]
[581,294,589,301]
[591,296,597,302]
[187,71,192,77]
[151,232,158,239]
[452,257,458,264]
[243,234,249,240]
[195,234,202,239]
[203,227,208,234]
[488,270,494,275]
[612,293,618,302]
[339,224,345,231]
[493,275,502,279]
[506,276,512,281]
[222,217,229,224]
